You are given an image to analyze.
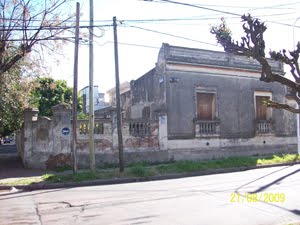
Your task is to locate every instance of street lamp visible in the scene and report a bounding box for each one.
[293,17,300,154]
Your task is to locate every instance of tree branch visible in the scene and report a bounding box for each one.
[267,100,300,113]
[211,14,300,112]
[0,0,73,75]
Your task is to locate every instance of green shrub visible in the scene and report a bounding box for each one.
[129,163,152,177]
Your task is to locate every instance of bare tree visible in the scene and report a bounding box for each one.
[211,14,300,113]
[0,0,74,135]
[0,0,74,75]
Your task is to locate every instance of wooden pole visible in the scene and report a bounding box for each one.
[72,2,80,173]
[89,0,95,171]
[113,16,124,172]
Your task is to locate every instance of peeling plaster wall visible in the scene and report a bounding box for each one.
[19,106,297,169]
[130,68,167,120]
[126,44,297,160]
[20,105,161,169]
[157,44,295,139]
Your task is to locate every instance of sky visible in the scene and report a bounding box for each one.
[47,0,300,94]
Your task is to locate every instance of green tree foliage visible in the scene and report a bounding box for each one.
[31,77,73,117]
[0,61,35,135]
[211,14,300,113]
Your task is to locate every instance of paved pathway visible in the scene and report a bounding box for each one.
[0,144,48,181]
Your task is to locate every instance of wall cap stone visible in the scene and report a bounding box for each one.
[52,103,72,112]
[24,108,39,113]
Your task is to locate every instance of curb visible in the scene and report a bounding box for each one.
[0,162,299,191]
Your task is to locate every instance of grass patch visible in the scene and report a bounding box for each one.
[257,154,300,165]
[2,154,299,186]
[0,177,44,186]
[156,156,259,174]
[43,169,120,183]
[54,165,73,173]
[127,163,155,177]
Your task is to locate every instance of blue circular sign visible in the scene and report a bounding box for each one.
[62,127,70,135]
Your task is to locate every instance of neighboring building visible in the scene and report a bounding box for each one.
[79,85,109,113]
[106,81,131,119]
[106,81,130,105]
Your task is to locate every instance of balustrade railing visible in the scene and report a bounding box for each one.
[129,121,151,136]
[77,119,109,135]
[76,119,157,138]
[256,120,272,134]
[195,120,220,137]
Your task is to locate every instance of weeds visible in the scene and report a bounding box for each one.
[2,154,299,186]
[128,163,154,177]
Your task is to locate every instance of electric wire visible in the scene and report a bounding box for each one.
[97,41,160,49]
[2,0,300,47]
[122,24,217,47]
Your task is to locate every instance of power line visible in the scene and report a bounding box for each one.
[0,17,113,24]
[150,0,300,9]
[145,0,242,17]
[120,12,294,24]
[1,13,299,30]
[98,41,160,49]
[0,24,112,32]
[143,0,300,29]
[248,1,300,12]
[268,20,300,28]
[5,36,79,42]
[123,24,218,47]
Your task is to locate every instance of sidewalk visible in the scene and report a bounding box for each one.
[0,145,49,185]
[0,156,48,180]
[1,156,300,192]
[1,144,300,192]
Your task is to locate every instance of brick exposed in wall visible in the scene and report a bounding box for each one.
[45,153,72,169]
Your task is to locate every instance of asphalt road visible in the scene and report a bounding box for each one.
[0,164,300,225]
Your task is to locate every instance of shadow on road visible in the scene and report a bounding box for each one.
[235,166,293,193]
[235,165,300,217]
[249,168,300,194]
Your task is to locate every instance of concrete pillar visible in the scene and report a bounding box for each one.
[159,114,168,150]
[52,104,72,154]
[23,108,39,167]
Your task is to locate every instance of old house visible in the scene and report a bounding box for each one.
[17,43,298,169]
[129,43,297,159]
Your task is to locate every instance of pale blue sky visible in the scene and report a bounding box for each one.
[48,0,300,93]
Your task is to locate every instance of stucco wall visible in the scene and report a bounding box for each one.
[17,107,297,169]
[157,43,295,139]
[165,69,293,139]
[19,105,161,169]
[130,68,166,120]
[158,114,297,160]
[121,44,298,164]
[129,44,296,140]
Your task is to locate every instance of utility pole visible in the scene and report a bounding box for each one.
[89,0,95,171]
[71,2,80,173]
[113,16,124,172]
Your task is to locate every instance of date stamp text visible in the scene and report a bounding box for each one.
[230,192,286,203]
